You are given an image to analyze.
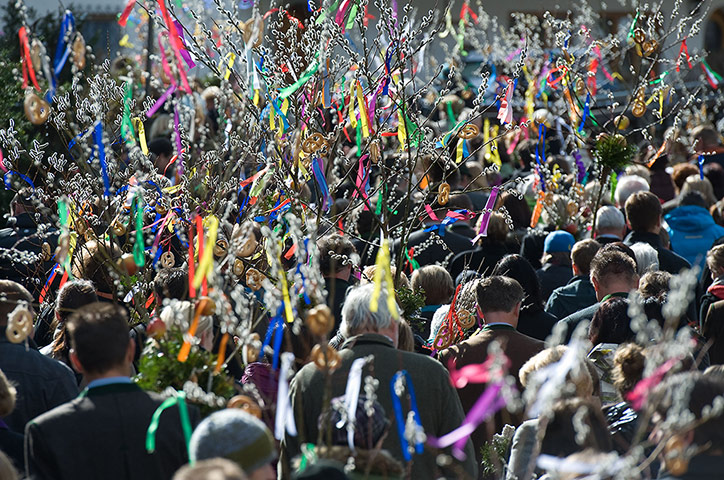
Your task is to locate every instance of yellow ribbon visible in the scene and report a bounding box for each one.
[278,244,294,323]
[348,81,357,128]
[132,118,148,155]
[490,124,501,167]
[456,137,464,164]
[222,52,236,81]
[397,110,407,149]
[193,215,219,289]
[369,240,399,319]
[356,82,370,138]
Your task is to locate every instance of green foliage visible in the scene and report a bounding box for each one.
[480,424,515,477]
[593,133,636,172]
[134,329,235,416]
[395,285,425,321]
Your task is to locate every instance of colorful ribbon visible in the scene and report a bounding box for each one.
[390,371,424,462]
[146,390,193,456]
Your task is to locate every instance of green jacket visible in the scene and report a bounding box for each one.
[279,334,478,479]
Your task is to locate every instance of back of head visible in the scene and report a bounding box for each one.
[540,398,613,457]
[681,176,717,207]
[638,271,672,299]
[411,265,454,305]
[629,242,659,276]
[594,206,625,236]
[317,234,357,277]
[153,268,189,303]
[492,254,543,309]
[571,240,601,276]
[671,163,699,192]
[475,275,524,314]
[341,283,399,338]
[66,302,130,375]
[173,458,247,480]
[0,280,33,326]
[706,244,724,276]
[70,240,122,295]
[55,279,98,322]
[477,212,508,244]
[691,124,722,149]
[519,346,594,399]
[588,297,633,346]
[612,343,645,398]
[679,190,708,209]
[189,409,276,474]
[625,191,662,233]
[590,249,638,292]
[500,191,532,230]
[614,175,649,208]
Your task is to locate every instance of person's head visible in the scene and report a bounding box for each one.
[519,346,595,399]
[173,458,248,480]
[611,343,645,398]
[148,137,174,174]
[475,212,508,244]
[594,206,626,240]
[588,297,634,346]
[0,280,33,327]
[70,240,123,298]
[571,240,601,277]
[411,265,454,306]
[629,242,659,276]
[680,175,717,208]
[650,372,724,462]
[638,271,672,299]
[317,234,357,280]
[492,254,544,310]
[671,163,700,194]
[704,162,724,200]
[614,175,649,208]
[589,250,638,301]
[706,244,724,279]
[542,231,575,266]
[340,284,399,344]
[190,409,276,480]
[55,279,98,323]
[625,191,662,234]
[67,303,133,378]
[153,268,189,306]
[691,124,722,151]
[540,398,613,457]
[499,191,532,230]
[475,275,524,326]
[0,369,16,418]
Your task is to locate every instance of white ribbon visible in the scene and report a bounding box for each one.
[274,352,297,440]
[336,357,368,450]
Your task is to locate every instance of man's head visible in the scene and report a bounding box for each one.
[571,239,601,277]
[594,206,626,240]
[543,231,575,266]
[707,244,724,279]
[625,191,662,234]
[411,265,454,306]
[55,279,98,323]
[671,163,699,194]
[340,284,399,344]
[0,280,33,327]
[614,175,649,208]
[475,275,524,326]
[67,303,133,377]
[153,267,189,306]
[589,250,638,301]
[317,234,357,280]
[691,125,722,152]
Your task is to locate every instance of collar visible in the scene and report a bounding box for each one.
[341,333,395,350]
[596,233,621,240]
[600,292,629,302]
[625,231,662,247]
[79,379,140,398]
[86,377,132,390]
[481,323,516,332]
[421,305,441,312]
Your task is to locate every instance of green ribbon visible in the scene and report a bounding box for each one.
[298,443,317,472]
[133,194,145,267]
[120,81,136,146]
[279,56,320,100]
[146,391,193,459]
[405,248,420,270]
[345,3,359,30]
[315,0,341,25]
[610,171,618,203]
[627,11,640,40]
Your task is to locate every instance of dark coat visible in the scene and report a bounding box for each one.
[517,306,558,341]
[439,325,544,469]
[394,223,477,268]
[555,302,602,344]
[448,241,511,282]
[324,277,353,334]
[280,334,477,480]
[545,276,598,320]
[657,454,724,480]
[623,231,690,275]
[702,299,724,365]
[536,264,573,301]
[25,382,199,480]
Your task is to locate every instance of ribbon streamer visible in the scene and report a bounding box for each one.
[18,27,41,91]
[193,215,219,289]
[497,80,515,125]
[311,157,331,213]
[369,240,399,319]
[53,11,76,76]
[146,84,176,118]
[133,118,149,155]
[676,39,692,72]
[337,357,368,450]
[93,122,110,197]
[118,0,136,26]
[472,186,499,243]
[146,391,193,456]
[699,155,705,180]
[390,371,424,462]
[133,194,145,267]
[275,352,298,440]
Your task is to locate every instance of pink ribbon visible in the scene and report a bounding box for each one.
[447,356,510,389]
[424,204,440,222]
[173,20,196,70]
[627,357,680,410]
[497,82,514,125]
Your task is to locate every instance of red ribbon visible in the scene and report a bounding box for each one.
[18,27,41,91]
[459,3,479,23]
[676,38,692,72]
[118,0,136,27]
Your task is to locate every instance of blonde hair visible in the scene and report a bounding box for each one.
[707,244,724,275]
[519,346,594,398]
[681,175,717,207]
[411,265,454,305]
[0,370,16,417]
[0,451,17,480]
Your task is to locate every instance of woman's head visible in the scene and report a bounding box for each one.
[588,297,634,346]
[492,254,543,310]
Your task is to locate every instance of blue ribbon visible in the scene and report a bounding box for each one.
[258,310,285,369]
[699,155,705,180]
[577,93,590,133]
[53,12,75,76]
[390,371,424,462]
[311,157,331,213]
[535,124,547,192]
[93,122,110,197]
[3,171,35,192]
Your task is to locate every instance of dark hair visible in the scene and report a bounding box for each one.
[540,398,613,457]
[499,191,532,230]
[704,163,724,200]
[317,234,357,276]
[571,239,601,276]
[625,191,662,233]
[0,280,33,326]
[600,242,638,266]
[588,297,634,345]
[52,280,99,362]
[590,249,638,290]
[492,254,545,311]
[671,163,699,192]
[679,190,708,208]
[651,372,724,450]
[67,303,130,375]
[148,136,174,157]
[475,275,524,313]
[153,268,189,302]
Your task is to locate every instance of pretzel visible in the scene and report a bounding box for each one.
[24,92,50,125]
[233,258,245,276]
[41,242,52,262]
[575,78,586,96]
[369,139,381,164]
[633,28,645,45]
[245,268,264,291]
[213,239,229,257]
[433,324,454,351]
[457,309,476,330]
[301,133,328,155]
[112,220,127,236]
[643,39,658,57]
[566,200,578,217]
[227,395,263,419]
[6,308,33,344]
[457,124,480,140]
[305,304,334,337]
[239,235,257,258]
[72,34,86,69]
[196,296,216,316]
[240,16,264,48]
[160,251,175,269]
[311,344,341,372]
[632,100,646,118]
[30,39,43,73]
[437,182,450,206]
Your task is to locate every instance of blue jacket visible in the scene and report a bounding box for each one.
[665,205,724,270]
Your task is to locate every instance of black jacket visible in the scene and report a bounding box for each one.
[448,241,511,281]
[517,306,558,341]
[545,276,598,320]
[25,382,199,480]
[623,231,690,274]
[393,223,476,268]
[536,264,573,302]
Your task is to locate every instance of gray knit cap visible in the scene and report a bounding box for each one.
[189,409,276,474]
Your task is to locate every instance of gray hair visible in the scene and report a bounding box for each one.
[341,283,400,338]
[614,175,649,207]
[595,206,625,233]
[630,242,659,275]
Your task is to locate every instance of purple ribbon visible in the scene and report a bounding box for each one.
[146,84,176,118]
[174,106,184,175]
[472,186,499,243]
[173,20,196,70]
